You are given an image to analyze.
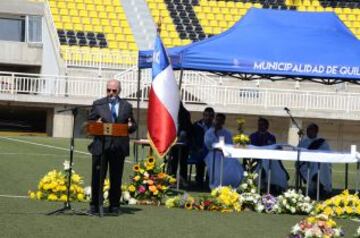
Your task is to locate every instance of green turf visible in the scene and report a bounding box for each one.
[0,136,359,238]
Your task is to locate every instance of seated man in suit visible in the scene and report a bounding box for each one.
[88,79,137,215]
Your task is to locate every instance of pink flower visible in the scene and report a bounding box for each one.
[138,185,146,193]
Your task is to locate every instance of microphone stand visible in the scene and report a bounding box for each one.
[284,108,303,191]
[48,107,92,216]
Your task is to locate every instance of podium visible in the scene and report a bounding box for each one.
[87,122,128,217]
[87,122,129,137]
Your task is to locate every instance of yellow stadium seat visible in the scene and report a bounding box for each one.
[210,20,218,27]
[52,15,60,22]
[97,5,105,12]
[215,14,223,21]
[69,9,78,17]
[306,6,315,12]
[225,15,233,22]
[59,8,69,16]
[125,34,134,41]
[68,2,76,9]
[115,34,125,41]
[84,24,93,32]
[339,14,347,21]
[297,6,306,11]
[213,27,221,34]
[54,21,63,29]
[226,2,235,8]
[118,12,127,20]
[207,13,215,20]
[312,1,320,7]
[87,4,95,11]
[94,25,103,32]
[72,17,81,24]
[106,6,115,12]
[230,8,238,15]
[103,0,112,6]
[115,6,123,13]
[203,6,211,13]
[48,1,56,8]
[103,26,113,33]
[89,11,98,18]
[344,8,352,14]
[239,9,247,15]
[61,16,71,23]
[353,21,360,28]
[58,2,66,9]
[99,12,107,19]
[303,0,310,6]
[334,8,343,14]
[118,42,128,49]
[108,42,118,49]
[50,7,58,15]
[101,19,110,26]
[113,27,122,34]
[110,20,120,27]
[222,8,229,14]
[84,0,92,4]
[92,18,100,25]
[219,21,227,28]
[79,10,88,17]
[348,14,356,22]
[64,23,73,30]
[74,24,83,31]
[218,1,226,8]
[108,13,117,19]
[129,43,137,51]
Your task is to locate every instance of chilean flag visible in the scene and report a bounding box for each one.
[147,35,180,158]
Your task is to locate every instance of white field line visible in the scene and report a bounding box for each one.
[0,194,28,198]
[0,136,133,164]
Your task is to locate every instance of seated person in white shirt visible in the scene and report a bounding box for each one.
[298,123,332,197]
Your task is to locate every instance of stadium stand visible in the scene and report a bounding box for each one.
[48,0,138,65]
[143,0,360,47]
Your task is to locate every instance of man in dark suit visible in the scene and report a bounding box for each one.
[88,79,137,215]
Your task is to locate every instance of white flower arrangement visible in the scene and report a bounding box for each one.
[275,189,315,215]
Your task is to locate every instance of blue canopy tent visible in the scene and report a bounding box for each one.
[139,8,360,84]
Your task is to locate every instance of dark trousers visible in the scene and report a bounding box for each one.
[168,146,188,182]
[195,160,206,185]
[90,149,125,208]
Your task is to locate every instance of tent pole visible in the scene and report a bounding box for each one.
[136,65,141,140]
[179,67,184,90]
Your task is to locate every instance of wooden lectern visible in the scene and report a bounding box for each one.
[86,122,129,137]
[86,122,129,217]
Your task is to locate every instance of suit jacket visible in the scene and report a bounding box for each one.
[88,96,137,156]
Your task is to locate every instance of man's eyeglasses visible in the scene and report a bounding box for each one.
[107,89,117,93]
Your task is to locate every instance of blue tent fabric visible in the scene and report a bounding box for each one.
[139,8,360,80]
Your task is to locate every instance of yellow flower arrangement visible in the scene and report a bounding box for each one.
[232,118,250,145]
[28,162,87,203]
[314,190,360,218]
[127,156,176,204]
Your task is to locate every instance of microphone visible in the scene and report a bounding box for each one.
[284,107,290,112]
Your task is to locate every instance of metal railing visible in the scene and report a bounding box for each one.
[1,71,360,116]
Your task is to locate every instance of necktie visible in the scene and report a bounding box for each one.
[111,101,117,122]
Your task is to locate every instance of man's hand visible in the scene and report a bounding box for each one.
[128,118,133,128]
[96,117,102,123]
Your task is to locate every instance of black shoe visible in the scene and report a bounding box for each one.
[108,206,121,216]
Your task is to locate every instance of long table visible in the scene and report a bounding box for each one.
[211,143,360,199]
